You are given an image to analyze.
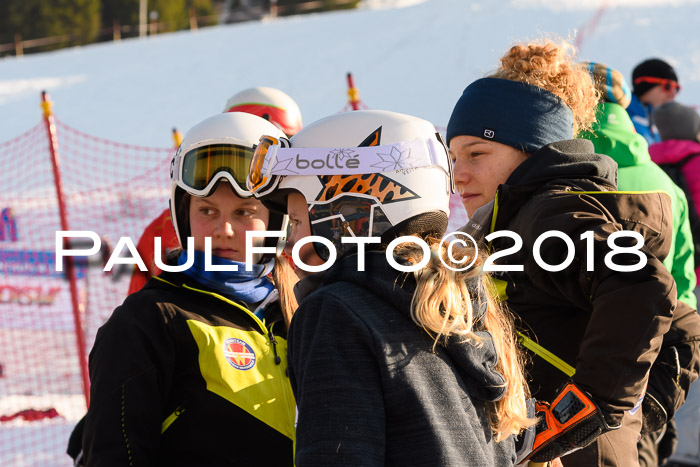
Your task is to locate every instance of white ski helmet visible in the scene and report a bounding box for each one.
[170,112,287,249]
[247,110,453,260]
[223,86,303,136]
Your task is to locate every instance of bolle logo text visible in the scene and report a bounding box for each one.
[295,153,360,170]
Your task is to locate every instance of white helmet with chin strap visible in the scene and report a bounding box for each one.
[247,109,454,260]
[170,111,287,249]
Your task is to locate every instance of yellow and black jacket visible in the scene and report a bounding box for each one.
[83,271,295,466]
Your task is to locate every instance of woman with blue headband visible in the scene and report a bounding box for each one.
[448,40,699,466]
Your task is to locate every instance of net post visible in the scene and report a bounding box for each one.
[41,90,91,407]
[347,72,361,111]
[172,127,183,149]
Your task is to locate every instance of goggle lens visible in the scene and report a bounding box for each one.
[248,136,280,193]
[181,144,252,192]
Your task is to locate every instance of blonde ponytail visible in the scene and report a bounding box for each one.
[272,254,299,330]
[394,237,534,440]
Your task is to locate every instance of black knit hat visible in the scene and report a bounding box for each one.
[632,58,678,96]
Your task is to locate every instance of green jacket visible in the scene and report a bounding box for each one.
[583,102,697,308]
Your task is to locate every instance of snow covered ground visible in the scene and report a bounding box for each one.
[0,0,698,148]
[1,0,700,464]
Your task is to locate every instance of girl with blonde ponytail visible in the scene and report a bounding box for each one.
[248,109,533,466]
[397,239,532,442]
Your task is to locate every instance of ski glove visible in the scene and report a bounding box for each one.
[522,381,620,463]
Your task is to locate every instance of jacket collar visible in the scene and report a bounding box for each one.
[649,139,700,164]
[584,102,651,168]
[492,139,617,231]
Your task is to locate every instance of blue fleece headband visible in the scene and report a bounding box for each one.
[446,78,574,154]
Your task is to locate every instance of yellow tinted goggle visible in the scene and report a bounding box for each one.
[177,144,254,197]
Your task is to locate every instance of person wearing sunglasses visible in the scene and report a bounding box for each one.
[82,112,298,466]
[247,109,535,466]
[581,62,700,467]
[627,58,681,145]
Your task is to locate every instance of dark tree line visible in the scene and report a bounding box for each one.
[0,0,217,52]
[0,0,359,54]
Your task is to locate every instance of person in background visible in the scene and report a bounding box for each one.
[651,102,700,283]
[82,112,297,465]
[581,61,698,467]
[627,58,680,145]
[126,209,179,295]
[248,109,534,466]
[223,86,303,136]
[447,39,699,465]
[127,86,303,295]
[650,101,700,467]
[582,62,696,309]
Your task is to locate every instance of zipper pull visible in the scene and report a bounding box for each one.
[269,329,282,365]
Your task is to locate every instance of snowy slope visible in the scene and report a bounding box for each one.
[1,1,700,465]
[0,0,699,148]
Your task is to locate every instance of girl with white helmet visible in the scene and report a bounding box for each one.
[127,86,303,295]
[247,109,533,466]
[83,112,297,466]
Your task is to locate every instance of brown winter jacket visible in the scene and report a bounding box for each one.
[475,139,700,426]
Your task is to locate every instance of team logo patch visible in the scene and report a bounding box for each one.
[223,338,256,370]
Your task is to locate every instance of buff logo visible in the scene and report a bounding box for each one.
[54,229,647,274]
[294,152,359,170]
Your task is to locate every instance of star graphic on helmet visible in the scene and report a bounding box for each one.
[371,146,412,171]
[329,148,357,161]
[270,156,299,175]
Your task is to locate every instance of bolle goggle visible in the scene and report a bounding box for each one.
[634,76,681,93]
[171,143,256,198]
[246,133,455,198]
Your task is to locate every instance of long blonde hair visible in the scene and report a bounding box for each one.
[489,38,600,135]
[272,253,299,329]
[394,237,534,441]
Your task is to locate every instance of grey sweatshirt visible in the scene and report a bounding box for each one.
[288,252,516,466]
